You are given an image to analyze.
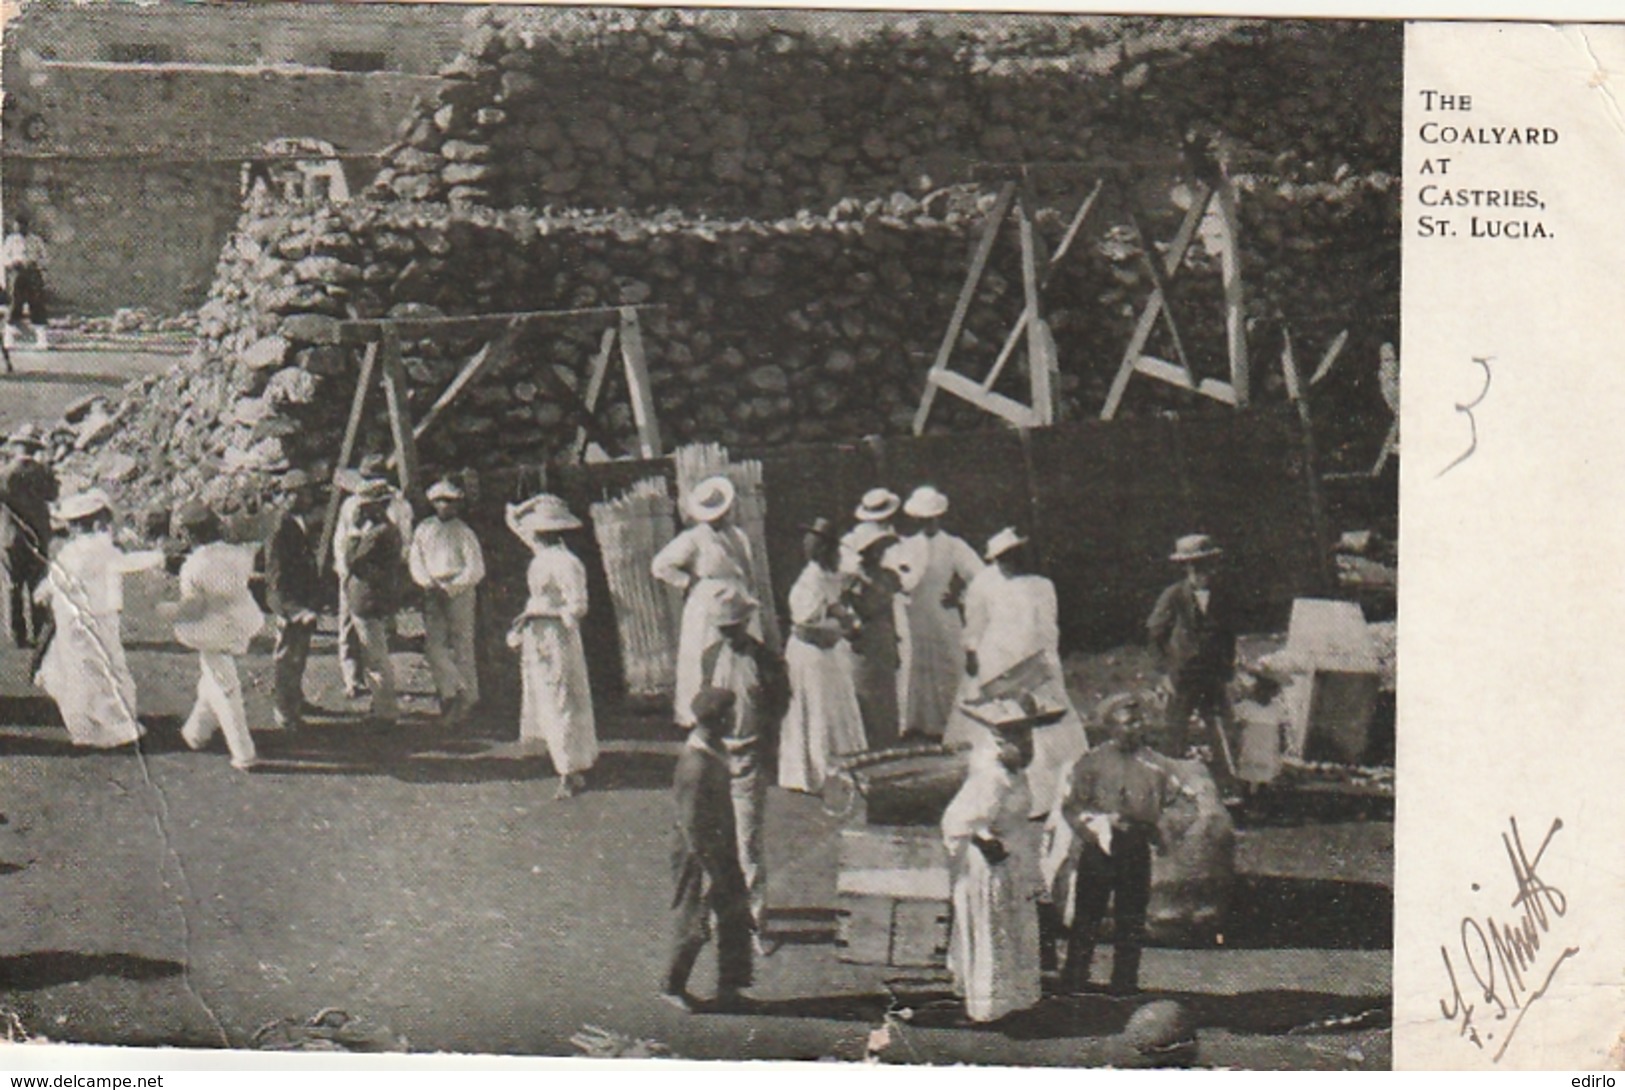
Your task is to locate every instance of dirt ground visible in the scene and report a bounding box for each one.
[0,343,1391,1068]
[0,568,1392,1069]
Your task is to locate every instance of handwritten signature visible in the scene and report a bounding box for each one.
[1439,816,1579,1062]
[1437,355,1493,478]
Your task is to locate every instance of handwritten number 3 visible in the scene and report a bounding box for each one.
[1439,357,1493,478]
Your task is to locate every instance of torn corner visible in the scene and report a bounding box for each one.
[1568,27,1625,138]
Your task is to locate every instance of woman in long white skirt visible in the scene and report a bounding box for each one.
[506,493,598,799]
[34,489,163,749]
[778,518,867,793]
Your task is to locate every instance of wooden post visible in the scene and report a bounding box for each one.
[1100,185,1212,420]
[619,307,662,459]
[913,183,1016,435]
[572,325,619,461]
[316,342,377,575]
[1216,179,1249,409]
[1282,329,1336,592]
[1127,207,1194,381]
[378,327,420,501]
[1016,191,1054,426]
[1042,178,1103,290]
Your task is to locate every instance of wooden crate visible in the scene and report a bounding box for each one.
[834,826,951,967]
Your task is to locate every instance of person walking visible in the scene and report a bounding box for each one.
[778,518,867,793]
[332,453,413,699]
[2,216,50,351]
[506,493,597,798]
[0,425,58,648]
[893,485,982,739]
[699,589,788,938]
[662,685,755,1013]
[410,477,486,723]
[33,489,163,748]
[651,475,760,731]
[942,715,1043,1024]
[1054,692,1191,996]
[1147,534,1240,780]
[164,502,266,772]
[340,480,403,728]
[843,520,903,751]
[263,470,323,731]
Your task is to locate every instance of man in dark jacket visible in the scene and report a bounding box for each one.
[340,482,401,727]
[662,685,754,1014]
[264,470,323,730]
[0,426,58,648]
[1146,534,1239,778]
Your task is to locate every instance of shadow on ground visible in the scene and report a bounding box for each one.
[0,952,184,991]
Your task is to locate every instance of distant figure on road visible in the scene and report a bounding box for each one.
[942,714,1042,1024]
[263,469,324,731]
[0,425,58,648]
[893,485,982,739]
[410,477,486,724]
[651,475,760,731]
[506,492,597,799]
[662,685,754,1014]
[163,501,265,772]
[33,488,162,748]
[2,216,50,351]
[778,517,866,793]
[1147,534,1239,780]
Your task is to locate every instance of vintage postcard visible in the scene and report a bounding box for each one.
[0,1,1612,1076]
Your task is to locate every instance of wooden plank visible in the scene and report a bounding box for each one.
[930,369,1042,428]
[378,328,420,501]
[315,342,376,576]
[912,182,1016,435]
[336,305,663,345]
[1042,177,1102,288]
[1099,186,1213,420]
[1133,355,1236,405]
[619,307,662,458]
[1216,179,1250,408]
[403,320,520,450]
[571,325,619,461]
[1308,329,1350,387]
[1127,206,1194,380]
[1372,419,1400,476]
[1016,194,1054,426]
[1281,328,1338,592]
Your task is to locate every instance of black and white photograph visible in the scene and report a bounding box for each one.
[0,3,1404,1070]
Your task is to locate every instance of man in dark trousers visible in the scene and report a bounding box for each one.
[264,470,324,730]
[0,426,57,648]
[1056,693,1188,997]
[339,481,402,728]
[662,685,754,1014]
[1147,534,1239,777]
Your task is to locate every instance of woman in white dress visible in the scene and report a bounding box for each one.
[33,489,163,749]
[778,518,867,793]
[942,722,1042,1023]
[894,486,983,739]
[946,528,1088,820]
[506,493,597,799]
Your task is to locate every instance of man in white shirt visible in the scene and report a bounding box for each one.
[409,477,486,721]
[2,216,50,351]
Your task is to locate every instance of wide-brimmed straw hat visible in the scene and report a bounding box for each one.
[686,476,737,524]
[506,493,581,538]
[52,488,113,523]
[354,478,393,503]
[846,520,896,557]
[854,488,900,523]
[903,485,949,520]
[426,478,465,502]
[1169,533,1223,563]
[984,527,1027,562]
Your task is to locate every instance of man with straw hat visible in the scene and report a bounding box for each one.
[842,518,903,751]
[161,501,265,771]
[339,478,404,728]
[332,452,413,699]
[893,484,982,739]
[651,474,760,731]
[698,587,788,941]
[1147,533,1240,781]
[0,424,57,648]
[506,492,597,798]
[410,477,487,724]
[33,488,162,748]
[837,487,903,577]
[941,707,1043,1024]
